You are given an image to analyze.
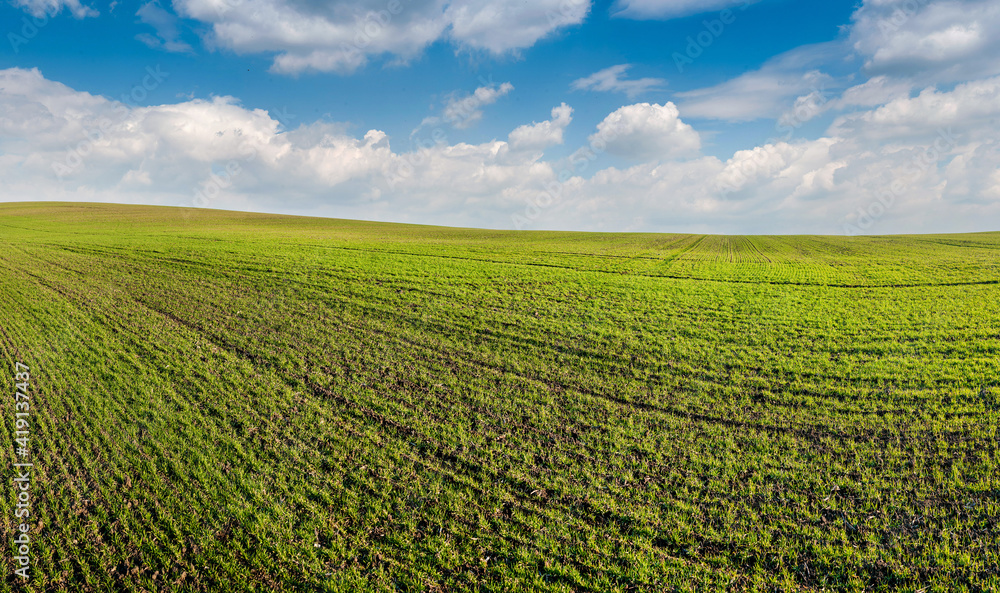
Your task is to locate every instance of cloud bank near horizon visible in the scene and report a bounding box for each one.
[2,64,999,234]
[2,0,1000,234]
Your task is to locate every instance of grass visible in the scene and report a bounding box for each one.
[0,201,997,592]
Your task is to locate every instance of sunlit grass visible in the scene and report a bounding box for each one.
[0,202,997,592]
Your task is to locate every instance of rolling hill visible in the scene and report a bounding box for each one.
[1,202,997,592]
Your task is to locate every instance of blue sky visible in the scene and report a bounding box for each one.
[2,0,1000,234]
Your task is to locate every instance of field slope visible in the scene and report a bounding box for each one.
[1,202,998,592]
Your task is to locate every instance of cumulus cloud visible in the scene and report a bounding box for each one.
[445,0,592,54]
[0,68,555,224]
[2,67,999,235]
[0,68,390,204]
[508,103,573,152]
[849,0,1000,83]
[611,0,756,20]
[590,102,701,160]
[764,0,1000,131]
[772,75,912,129]
[171,0,592,75]
[828,75,1000,142]
[753,1,1000,132]
[571,64,665,99]
[12,0,97,18]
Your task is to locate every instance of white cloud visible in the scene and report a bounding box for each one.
[611,0,756,20]
[412,82,514,136]
[775,90,833,128]
[766,1,1000,133]
[0,68,391,202]
[442,82,514,130]
[173,0,445,75]
[836,75,915,110]
[508,103,573,152]
[171,0,592,75]
[2,67,999,235]
[828,75,1000,142]
[445,0,591,54]
[773,74,913,129]
[674,43,839,121]
[673,1,1000,126]
[12,0,97,18]
[678,68,836,122]
[571,64,665,99]
[0,68,555,225]
[589,102,701,160]
[136,1,193,53]
[849,0,1000,82]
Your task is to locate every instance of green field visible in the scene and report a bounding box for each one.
[1,202,997,592]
